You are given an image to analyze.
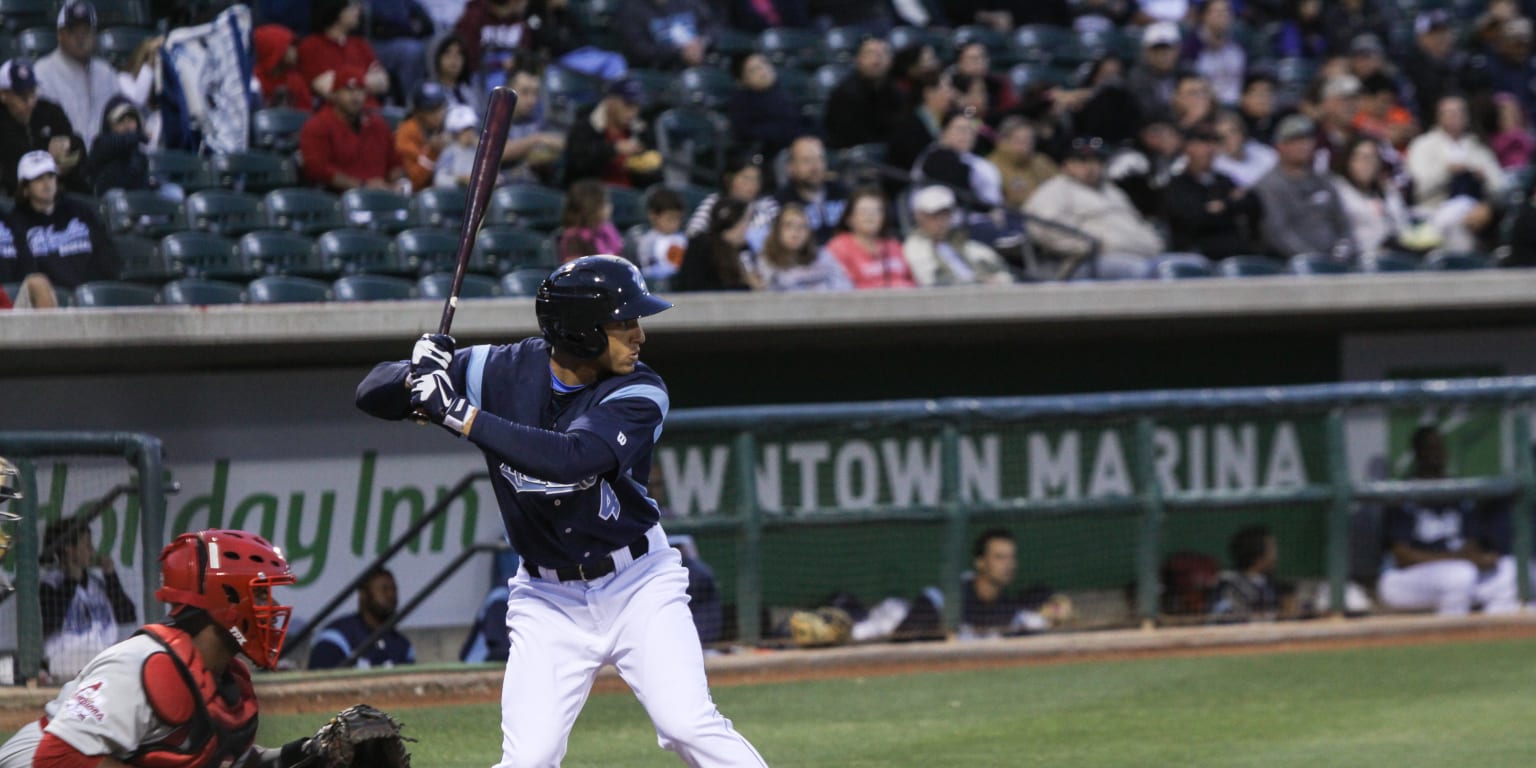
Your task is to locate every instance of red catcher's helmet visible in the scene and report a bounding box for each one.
[156,530,295,670]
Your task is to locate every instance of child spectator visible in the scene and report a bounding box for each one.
[1490,92,1536,170]
[675,197,759,291]
[757,203,851,292]
[253,24,314,110]
[433,104,482,187]
[557,179,623,263]
[825,186,915,289]
[902,185,1012,286]
[634,187,689,282]
[396,81,449,192]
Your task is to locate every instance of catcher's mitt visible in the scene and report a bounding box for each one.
[304,703,413,768]
[788,606,853,648]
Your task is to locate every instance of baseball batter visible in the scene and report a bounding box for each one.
[0,529,312,768]
[356,255,767,767]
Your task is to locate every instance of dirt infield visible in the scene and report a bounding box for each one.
[3,613,1535,731]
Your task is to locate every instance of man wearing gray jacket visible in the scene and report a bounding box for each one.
[1251,114,1357,261]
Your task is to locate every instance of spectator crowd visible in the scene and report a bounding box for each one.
[6,0,1536,306]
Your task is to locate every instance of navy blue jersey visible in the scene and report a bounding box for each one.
[306,613,415,669]
[358,337,668,571]
[1383,499,1510,555]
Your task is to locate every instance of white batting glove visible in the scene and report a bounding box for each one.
[410,333,455,377]
[410,370,477,437]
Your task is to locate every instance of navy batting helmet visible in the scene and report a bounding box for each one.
[536,255,673,358]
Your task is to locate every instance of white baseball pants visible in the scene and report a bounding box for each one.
[1377,555,1524,615]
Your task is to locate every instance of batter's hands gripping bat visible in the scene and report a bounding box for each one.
[437,86,518,336]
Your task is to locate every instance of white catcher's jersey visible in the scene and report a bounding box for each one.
[0,635,183,766]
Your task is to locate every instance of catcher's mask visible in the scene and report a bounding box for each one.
[157,529,295,670]
[0,458,20,562]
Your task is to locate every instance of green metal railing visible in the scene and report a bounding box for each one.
[0,432,167,679]
[660,378,1536,639]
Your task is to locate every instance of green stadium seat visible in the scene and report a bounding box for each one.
[887,25,953,61]
[542,64,603,118]
[97,26,152,70]
[332,274,416,302]
[380,105,407,131]
[185,190,263,237]
[411,186,466,230]
[252,107,309,154]
[263,188,343,235]
[208,151,298,194]
[626,68,673,107]
[1151,253,1215,279]
[247,275,332,304]
[656,182,713,215]
[606,185,646,232]
[1217,255,1285,277]
[1361,251,1422,272]
[148,149,215,192]
[238,229,329,278]
[0,30,15,61]
[1011,25,1074,65]
[393,227,458,275]
[341,188,413,233]
[160,277,246,305]
[670,66,735,110]
[16,25,52,58]
[500,267,549,297]
[489,185,565,231]
[318,228,405,276]
[0,0,50,32]
[708,27,756,62]
[114,235,182,284]
[758,27,823,69]
[474,225,546,274]
[953,25,1012,64]
[103,188,185,237]
[73,280,160,307]
[1289,253,1354,275]
[160,231,254,281]
[655,108,730,186]
[811,64,848,102]
[822,26,866,66]
[1426,251,1491,270]
[417,272,500,299]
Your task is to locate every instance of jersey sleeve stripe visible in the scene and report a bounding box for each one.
[466,345,490,409]
[315,629,352,658]
[601,384,670,442]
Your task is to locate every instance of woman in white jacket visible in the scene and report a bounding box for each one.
[1331,137,1415,257]
[1404,95,1503,252]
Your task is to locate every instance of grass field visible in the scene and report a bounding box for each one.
[249,636,1536,767]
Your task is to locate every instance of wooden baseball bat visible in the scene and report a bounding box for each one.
[438,86,518,335]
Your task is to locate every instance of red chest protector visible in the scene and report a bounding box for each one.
[126,624,260,768]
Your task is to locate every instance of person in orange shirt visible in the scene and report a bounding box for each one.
[1351,73,1418,152]
[395,81,449,192]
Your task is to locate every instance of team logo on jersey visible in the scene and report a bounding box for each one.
[598,480,620,521]
[62,679,107,723]
[500,464,598,495]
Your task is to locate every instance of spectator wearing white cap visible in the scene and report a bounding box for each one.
[1127,21,1184,119]
[902,186,1011,286]
[32,0,119,148]
[432,104,485,188]
[6,150,118,289]
[0,58,85,197]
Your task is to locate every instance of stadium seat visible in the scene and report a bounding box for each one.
[185,190,263,237]
[542,64,603,118]
[247,275,332,304]
[263,188,343,235]
[103,189,185,237]
[239,229,334,278]
[887,26,953,61]
[73,280,160,307]
[822,26,865,65]
[1076,27,1139,62]
[1216,255,1285,277]
[380,105,407,131]
[1426,251,1491,270]
[500,267,549,297]
[474,225,546,274]
[97,26,152,70]
[208,151,298,194]
[774,66,813,107]
[340,188,412,233]
[952,25,1012,63]
[489,185,565,231]
[758,27,822,69]
[332,274,416,302]
[417,272,500,299]
[1150,253,1215,279]
[94,0,150,27]
[709,27,756,61]
[411,187,466,229]
[1011,25,1074,65]
[812,64,848,102]
[661,183,714,214]
[161,231,253,281]
[626,68,674,107]
[16,25,51,58]
[671,66,734,110]
[319,228,406,276]
[607,185,646,231]
[0,30,15,61]
[392,227,458,275]
[252,108,309,154]
[0,0,50,32]
[115,235,182,284]
[1007,63,1074,94]
[1289,252,1354,275]
[159,277,246,305]
[655,108,730,186]
[148,149,215,192]
[1361,251,1422,272]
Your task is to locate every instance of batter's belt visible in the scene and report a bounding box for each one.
[524,525,666,582]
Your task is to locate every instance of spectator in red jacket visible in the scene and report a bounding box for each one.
[253,24,314,110]
[298,0,390,105]
[299,67,404,191]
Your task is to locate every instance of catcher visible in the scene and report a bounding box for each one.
[0,529,411,768]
